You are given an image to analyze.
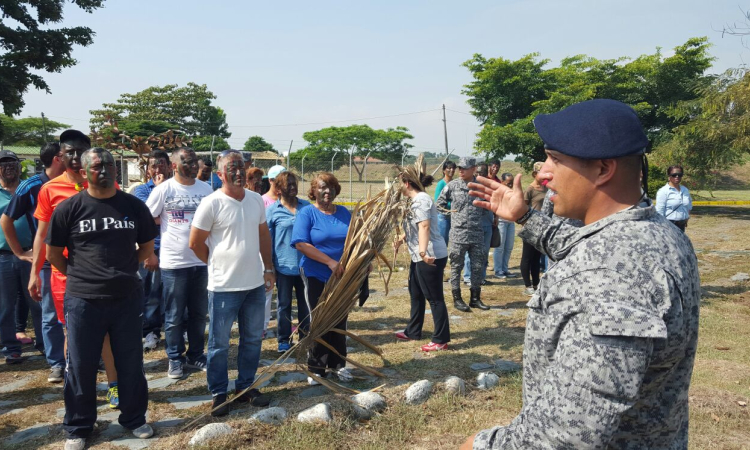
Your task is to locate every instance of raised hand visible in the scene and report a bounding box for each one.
[468,174,529,222]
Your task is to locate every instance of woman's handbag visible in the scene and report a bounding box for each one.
[490,226,501,248]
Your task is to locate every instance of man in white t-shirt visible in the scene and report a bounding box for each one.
[146,147,213,379]
[189,150,274,416]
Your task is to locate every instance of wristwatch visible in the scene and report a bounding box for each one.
[264,269,275,274]
[419,251,426,258]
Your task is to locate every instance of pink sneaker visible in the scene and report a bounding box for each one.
[421,342,448,352]
[395,331,412,341]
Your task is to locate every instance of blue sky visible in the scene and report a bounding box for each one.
[17,0,750,156]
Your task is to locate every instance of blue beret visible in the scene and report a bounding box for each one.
[533,99,648,159]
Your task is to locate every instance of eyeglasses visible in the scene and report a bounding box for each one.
[669,173,683,178]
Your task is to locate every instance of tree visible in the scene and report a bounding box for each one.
[462,37,714,169]
[243,136,276,154]
[191,136,230,153]
[89,83,231,138]
[0,114,70,146]
[0,0,105,142]
[290,124,414,180]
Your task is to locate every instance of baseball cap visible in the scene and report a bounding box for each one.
[0,150,20,161]
[533,99,648,160]
[267,165,287,179]
[59,129,92,148]
[457,157,476,169]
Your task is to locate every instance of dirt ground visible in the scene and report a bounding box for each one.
[1,205,749,450]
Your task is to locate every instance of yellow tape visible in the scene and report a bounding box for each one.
[693,201,750,206]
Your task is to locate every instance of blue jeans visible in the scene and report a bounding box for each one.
[463,222,492,282]
[138,250,163,337]
[276,272,308,344]
[0,253,43,357]
[493,221,516,276]
[437,213,450,246]
[40,266,65,368]
[207,285,265,395]
[161,266,208,362]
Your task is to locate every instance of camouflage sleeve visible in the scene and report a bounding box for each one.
[517,210,581,262]
[436,182,450,214]
[473,270,664,450]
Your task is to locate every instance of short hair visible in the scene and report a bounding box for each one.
[667,165,683,176]
[489,159,501,166]
[150,150,170,165]
[477,163,488,177]
[274,171,298,190]
[39,142,60,168]
[308,172,341,200]
[500,172,513,181]
[443,161,457,171]
[216,152,241,172]
[81,147,112,168]
[246,167,264,180]
[198,157,213,167]
[171,147,194,163]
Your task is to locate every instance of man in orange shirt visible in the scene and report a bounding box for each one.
[28,129,121,409]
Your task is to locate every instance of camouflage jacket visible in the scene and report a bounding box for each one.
[436,177,490,244]
[474,206,700,449]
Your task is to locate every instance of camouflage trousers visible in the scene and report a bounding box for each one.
[449,242,486,290]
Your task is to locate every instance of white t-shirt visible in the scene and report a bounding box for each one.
[403,191,449,263]
[191,189,266,292]
[146,178,213,269]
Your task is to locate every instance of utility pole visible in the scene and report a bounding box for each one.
[41,112,48,142]
[442,104,449,156]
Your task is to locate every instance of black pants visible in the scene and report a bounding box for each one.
[520,241,542,288]
[405,258,450,344]
[302,273,347,376]
[63,290,148,438]
[670,219,687,232]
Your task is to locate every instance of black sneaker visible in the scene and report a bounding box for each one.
[185,355,207,372]
[5,353,23,364]
[235,388,270,407]
[211,393,229,417]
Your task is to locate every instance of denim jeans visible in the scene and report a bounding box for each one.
[161,266,208,362]
[493,221,515,276]
[63,290,147,438]
[463,222,492,282]
[437,213,450,246]
[0,253,43,357]
[276,272,308,344]
[206,285,265,395]
[138,249,163,337]
[40,266,65,368]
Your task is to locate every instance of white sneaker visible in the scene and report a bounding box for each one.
[143,332,159,351]
[307,376,320,386]
[523,287,536,296]
[336,367,353,382]
[132,423,154,439]
[65,438,85,450]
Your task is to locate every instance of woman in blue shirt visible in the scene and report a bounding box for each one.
[291,173,352,385]
[656,165,692,233]
[266,171,310,353]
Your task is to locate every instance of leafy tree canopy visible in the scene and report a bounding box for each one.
[0,114,70,146]
[462,37,714,169]
[192,136,230,153]
[0,0,105,141]
[89,83,231,138]
[243,136,276,153]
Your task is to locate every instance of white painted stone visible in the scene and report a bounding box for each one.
[444,376,466,396]
[731,272,750,282]
[351,391,387,420]
[404,380,433,405]
[297,403,332,423]
[189,423,233,446]
[248,406,287,425]
[477,372,500,390]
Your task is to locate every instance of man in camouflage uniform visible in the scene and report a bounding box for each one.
[463,99,700,449]
[436,157,490,312]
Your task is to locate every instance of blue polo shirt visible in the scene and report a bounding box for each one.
[1,184,33,252]
[291,205,351,282]
[4,171,50,234]
[267,198,310,276]
[132,179,162,249]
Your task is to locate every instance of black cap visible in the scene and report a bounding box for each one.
[533,99,648,159]
[59,129,91,148]
[0,150,20,161]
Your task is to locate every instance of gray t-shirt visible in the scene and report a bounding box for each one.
[404,192,449,263]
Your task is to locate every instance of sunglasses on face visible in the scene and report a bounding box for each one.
[669,173,683,178]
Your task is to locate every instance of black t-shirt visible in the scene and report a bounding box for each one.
[46,190,158,299]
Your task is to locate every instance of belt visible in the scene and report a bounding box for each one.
[0,247,32,255]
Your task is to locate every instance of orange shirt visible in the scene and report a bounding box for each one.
[34,173,120,272]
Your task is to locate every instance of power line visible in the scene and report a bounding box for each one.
[446,108,475,116]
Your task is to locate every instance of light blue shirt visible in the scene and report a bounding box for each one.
[266,198,310,276]
[656,184,692,221]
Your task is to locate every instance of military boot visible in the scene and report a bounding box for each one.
[469,287,489,310]
[452,289,471,312]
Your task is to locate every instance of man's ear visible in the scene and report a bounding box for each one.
[592,158,617,187]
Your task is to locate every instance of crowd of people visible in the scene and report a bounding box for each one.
[0,98,701,450]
